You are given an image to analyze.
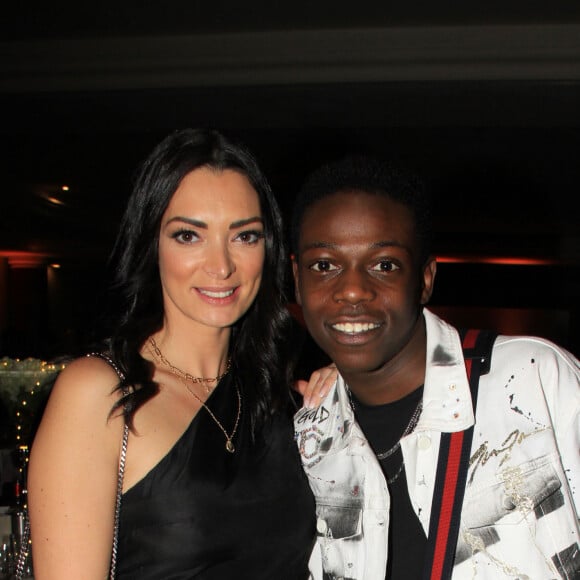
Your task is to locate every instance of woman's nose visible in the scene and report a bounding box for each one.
[203,243,235,279]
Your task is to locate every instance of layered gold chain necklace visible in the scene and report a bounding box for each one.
[149,337,240,453]
[149,337,231,393]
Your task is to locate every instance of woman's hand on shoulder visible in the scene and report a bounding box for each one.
[294,364,337,409]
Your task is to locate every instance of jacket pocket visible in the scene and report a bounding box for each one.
[315,502,363,540]
[306,459,368,578]
[462,455,562,528]
[314,501,365,579]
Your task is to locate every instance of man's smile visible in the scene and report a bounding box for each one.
[331,321,381,334]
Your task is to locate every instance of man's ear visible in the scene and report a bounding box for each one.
[420,257,437,305]
[291,256,302,306]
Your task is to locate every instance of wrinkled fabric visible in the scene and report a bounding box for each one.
[296,308,580,579]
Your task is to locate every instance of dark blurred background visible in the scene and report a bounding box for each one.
[1,1,580,359]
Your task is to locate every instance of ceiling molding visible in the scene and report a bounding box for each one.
[3,24,580,93]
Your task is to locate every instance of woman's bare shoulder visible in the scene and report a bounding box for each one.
[31,354,126,471]
[46,354,123,416]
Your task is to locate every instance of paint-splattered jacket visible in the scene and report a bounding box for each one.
[295,308,580,579]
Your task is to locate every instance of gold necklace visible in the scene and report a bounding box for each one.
[149,337,231,393]
[149,338,240,453]
[181,377,241,453]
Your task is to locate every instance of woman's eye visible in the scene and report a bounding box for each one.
[310,260,338,273]
[236,230,264,244]
[172,229,199,244]
[371,260,399,272]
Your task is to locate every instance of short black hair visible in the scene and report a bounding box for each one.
[290,155,432,266]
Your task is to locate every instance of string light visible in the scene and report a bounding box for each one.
[0,357,66,446]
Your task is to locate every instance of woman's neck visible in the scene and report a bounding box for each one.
[147,323,231,378]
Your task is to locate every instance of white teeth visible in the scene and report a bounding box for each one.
[199,289,234,298]
[332,322,380,334]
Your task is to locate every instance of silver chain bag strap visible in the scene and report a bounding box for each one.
[15,352,129,580]
[110,401,129,579]
[14,512,31,578]
[92,352,129,580]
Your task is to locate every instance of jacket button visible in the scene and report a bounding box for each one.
[316,518,328,534]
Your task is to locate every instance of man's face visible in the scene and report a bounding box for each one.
[293,190,435,377]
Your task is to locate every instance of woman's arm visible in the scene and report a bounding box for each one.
[27,356,125,579]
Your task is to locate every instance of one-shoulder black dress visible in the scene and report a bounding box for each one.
[115,374,316,579]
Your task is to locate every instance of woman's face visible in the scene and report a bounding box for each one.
[158,167,265,331]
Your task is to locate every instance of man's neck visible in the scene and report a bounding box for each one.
[341,315,427,406]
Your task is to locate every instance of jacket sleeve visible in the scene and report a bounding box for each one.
[531,338,580,518]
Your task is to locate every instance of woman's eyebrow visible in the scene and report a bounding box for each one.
[230,216,263,229]
[165,216,207,228]
[164,216,263,230]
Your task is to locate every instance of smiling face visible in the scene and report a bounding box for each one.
[293,190,436,397]
[158,167,265,332]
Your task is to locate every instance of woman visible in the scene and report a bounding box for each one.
[27,129,332,579]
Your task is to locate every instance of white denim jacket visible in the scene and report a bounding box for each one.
[295,308,580,579]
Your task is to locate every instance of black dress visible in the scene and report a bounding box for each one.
[116,374,316,579]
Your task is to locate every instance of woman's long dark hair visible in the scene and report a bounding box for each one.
[101,128,294,435]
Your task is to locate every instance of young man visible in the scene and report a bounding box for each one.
[291,156,580,579]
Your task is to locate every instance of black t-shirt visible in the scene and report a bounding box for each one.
[351,386,427,580]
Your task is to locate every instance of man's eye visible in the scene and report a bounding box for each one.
[371,260,399,272]
[310,260,338,273]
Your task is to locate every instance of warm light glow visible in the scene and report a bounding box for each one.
[50,263,61,269]
[61,185,69,191]
[0,251,50,268]
[46,196,65,206]
[436,255,558,266]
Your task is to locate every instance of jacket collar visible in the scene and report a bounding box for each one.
[415,308,474,432]
[332,308,475,434]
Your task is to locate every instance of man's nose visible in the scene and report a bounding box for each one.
[333,268,374,304]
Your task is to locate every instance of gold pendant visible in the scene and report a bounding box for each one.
[226,440,235,453]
